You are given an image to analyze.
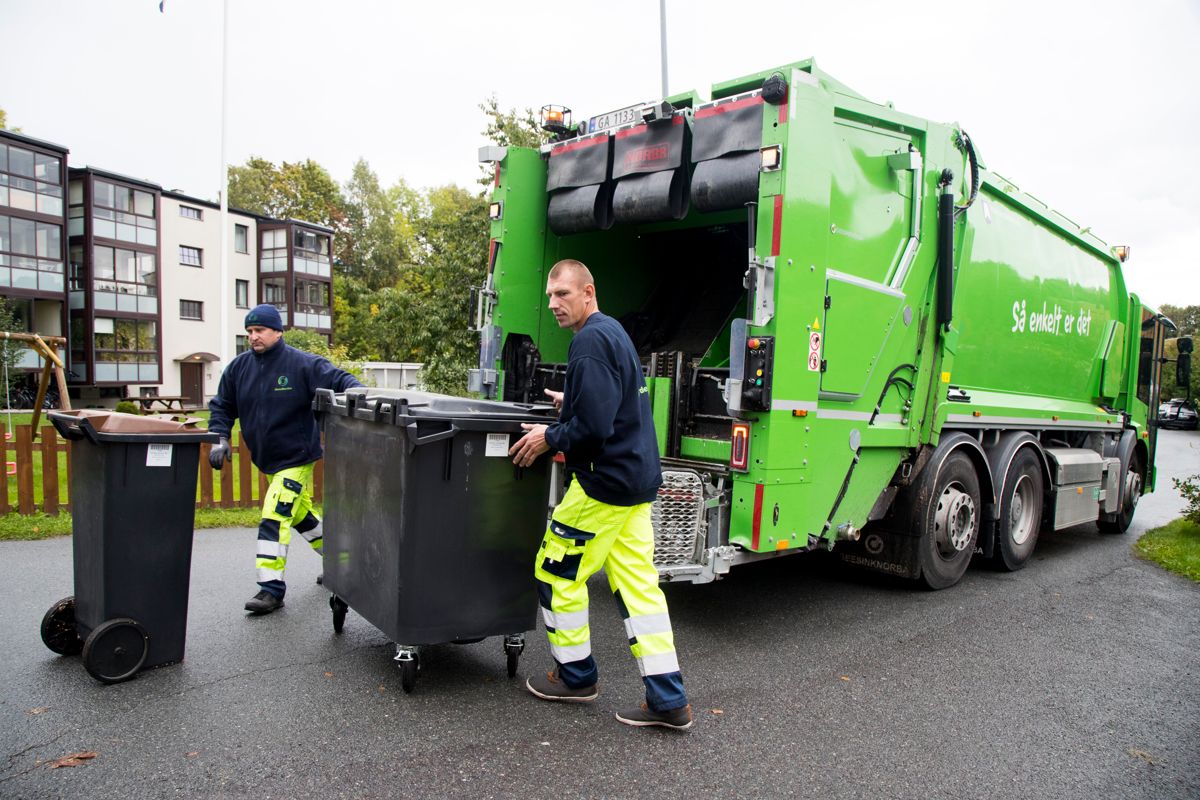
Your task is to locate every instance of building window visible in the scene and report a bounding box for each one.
[0,143,64,216]
[91,245,157,314]
[292,228,331,277]
[0,214,65,292]
[180,300,203,320]
[92,317,158,383]
[235,278,249,308]
[91,178,156,246]
[260,228,288,273]
[234,223,248,254]
[179,205,203,221]
[235,334,249,355]
[179,245,202,267]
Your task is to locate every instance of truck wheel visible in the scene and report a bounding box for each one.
[1099,451,1143,535]
[992,449,1044,571]
[914,451,981,590]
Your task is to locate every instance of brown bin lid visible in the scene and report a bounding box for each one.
[62,409,205,434]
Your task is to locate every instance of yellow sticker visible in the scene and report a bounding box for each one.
[812,317,821,331]
[941,371,951,383]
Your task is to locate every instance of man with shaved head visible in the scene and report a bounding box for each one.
[510,258,693,730]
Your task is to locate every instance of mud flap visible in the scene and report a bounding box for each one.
[836,527,921,580]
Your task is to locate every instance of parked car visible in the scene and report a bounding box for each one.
[1158,398,1198,430]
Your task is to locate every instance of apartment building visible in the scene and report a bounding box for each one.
[0,129,69,397]
[159,191,258,405]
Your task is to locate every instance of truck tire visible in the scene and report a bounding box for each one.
[992,448,1043,571]
[1099,450,1143,535]
[910,450,981,590]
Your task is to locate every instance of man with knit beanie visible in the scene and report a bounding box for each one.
[208,303,361,614]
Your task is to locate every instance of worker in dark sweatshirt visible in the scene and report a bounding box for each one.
[508,259,692,730]
[208,304,361,615]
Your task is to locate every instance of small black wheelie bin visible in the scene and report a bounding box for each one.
[40,411,218,684]
[314,388,556,692]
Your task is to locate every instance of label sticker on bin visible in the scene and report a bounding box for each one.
[485,433,510,457]
[146,443,173,467]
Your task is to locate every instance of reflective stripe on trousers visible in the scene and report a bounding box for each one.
[533,479,688,712]
[255,463,320,597]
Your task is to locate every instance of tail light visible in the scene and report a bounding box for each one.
[730,421,751,471]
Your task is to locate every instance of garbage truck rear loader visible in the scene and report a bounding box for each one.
[470,59,1172,590]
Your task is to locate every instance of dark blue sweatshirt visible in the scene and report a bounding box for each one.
[544,312,662,506]
[208,340,361,474]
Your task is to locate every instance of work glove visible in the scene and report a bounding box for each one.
[209,437,230,470]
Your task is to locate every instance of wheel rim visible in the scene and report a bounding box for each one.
[1009,475,1037,546]
[84,621,147,683]
[934,483,976,557]
[1125,469,1142,513]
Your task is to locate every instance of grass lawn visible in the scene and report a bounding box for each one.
[0,503,321,541]
[1134,517,1200,581]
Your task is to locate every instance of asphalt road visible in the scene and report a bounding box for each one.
[1,431,1197,800]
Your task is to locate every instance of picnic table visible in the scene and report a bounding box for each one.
[136,395,190,413]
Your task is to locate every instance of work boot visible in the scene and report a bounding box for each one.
[526,668,598,702]
[615,702,694,730]
[244,590,284,615]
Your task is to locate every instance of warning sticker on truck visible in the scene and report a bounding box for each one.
[485,433,510,457]
[808,332,822,371]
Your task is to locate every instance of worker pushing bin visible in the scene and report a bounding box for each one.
[39,411,218,684]
[314,388,555,692]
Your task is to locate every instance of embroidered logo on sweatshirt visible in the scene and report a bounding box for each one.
[275,375,292,392]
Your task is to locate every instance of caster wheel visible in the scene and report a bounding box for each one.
[399,656,419,694]
[81,618,148,684]
[41,596,83,656]
[330,595,348,634]
[506,646,520,679]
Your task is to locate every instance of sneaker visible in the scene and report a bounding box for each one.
[244,590,284,615]
[615,702,694,730]
[525,668,598,702]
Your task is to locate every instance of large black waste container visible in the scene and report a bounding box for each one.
[315,388,555,691]
[39,411,218,684]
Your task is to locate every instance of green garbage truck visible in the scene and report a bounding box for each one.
[469,58,1181,589]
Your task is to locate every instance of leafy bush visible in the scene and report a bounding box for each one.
[1173,474,1200,525]
[114,400,140,415]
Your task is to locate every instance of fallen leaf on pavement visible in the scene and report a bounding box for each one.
[711,709,724,715]
[26,707,50,716]
[839,676,851,681]
[324,671,333,678]
[185,751,200,758]
[46,751,98,769]
[1127,748,1161,766]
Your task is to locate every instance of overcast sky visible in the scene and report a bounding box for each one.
[1,0,1196,309]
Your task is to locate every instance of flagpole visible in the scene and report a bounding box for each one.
[218,0,231,371]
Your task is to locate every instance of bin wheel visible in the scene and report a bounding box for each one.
[506,646,520,678]
[330,595,348,634]
[40,596,83,656]
[81,618,148,684]
[399,656,419,694]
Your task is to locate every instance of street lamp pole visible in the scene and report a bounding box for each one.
[659,0,669,99]
[218,0,231,371]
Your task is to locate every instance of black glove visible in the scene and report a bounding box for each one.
[209,437,230,470]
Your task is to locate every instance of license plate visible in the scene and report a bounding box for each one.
[587,102,646,134]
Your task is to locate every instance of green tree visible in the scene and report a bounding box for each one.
[282,328,362,380]
[0,298,24,408]
[1159,304,1199,401]
[477,95,550,185]
[341,159,407,289]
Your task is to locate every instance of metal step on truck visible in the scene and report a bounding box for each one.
[469,58,1189,590]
